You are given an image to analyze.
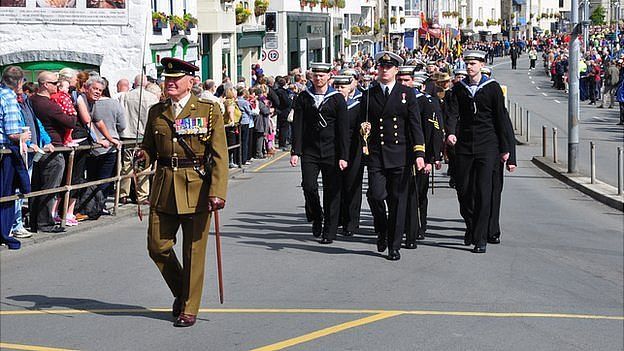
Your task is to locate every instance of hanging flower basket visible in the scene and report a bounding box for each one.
[399,17,405,24]
[390,16,397,24]
[255,0,269,17]
[235,4,252,25]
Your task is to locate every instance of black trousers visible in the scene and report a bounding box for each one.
[488,161,505,240]
[367,166,409,250]
[455,152,498,247]
[511,59,517,69]
[405,170,429,243]
[30,153,65,231]
[301,158,341,239]
[340,152,364,233]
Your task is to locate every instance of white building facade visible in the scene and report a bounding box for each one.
[261,0,349,76]
[0,0,151,94]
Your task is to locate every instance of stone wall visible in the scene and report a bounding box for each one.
[0,0,150,94]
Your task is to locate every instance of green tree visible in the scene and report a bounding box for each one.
[590,5,606,25]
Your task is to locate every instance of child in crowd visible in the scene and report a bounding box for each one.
[50,80,78,147]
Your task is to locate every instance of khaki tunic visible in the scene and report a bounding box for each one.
[141,94,229,213]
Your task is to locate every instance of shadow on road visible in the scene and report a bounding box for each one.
[225,211,473,256]
[3,295,173,321]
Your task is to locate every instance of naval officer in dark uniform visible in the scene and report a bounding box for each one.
[396,66,444,247]
[290,63,349,244]
[359,52,426,260]
[334,73,364,237]
[445,50,515,254]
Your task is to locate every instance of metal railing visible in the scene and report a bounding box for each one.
[0,137,243,228]
[1,141,152,228]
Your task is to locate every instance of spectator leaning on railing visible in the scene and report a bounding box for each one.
[1,66,32,249]
[29,71,76,233]
[11,71,55,240]
[85,79,126,215]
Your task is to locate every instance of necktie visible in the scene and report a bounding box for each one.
[173,102,182,117]
[384,86,390,99]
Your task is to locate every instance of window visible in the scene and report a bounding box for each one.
[479,7,483,20]
[492,8,495,20]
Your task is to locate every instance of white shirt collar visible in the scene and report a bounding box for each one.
[172,93,192,111]
[378,80,396,95]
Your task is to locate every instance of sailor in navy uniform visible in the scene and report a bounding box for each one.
[335,71,365,237]
[396,66,444,247]
[290,63,349,244]
[445,50,516,254]
[359,52,426,261]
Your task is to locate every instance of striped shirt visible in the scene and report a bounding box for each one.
[0,84,22,145]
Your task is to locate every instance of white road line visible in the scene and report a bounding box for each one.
[542,92,548,96]
[531,81,535,84]
[536,86,541,90]
[592,116,608,122]
[554,99,561,104]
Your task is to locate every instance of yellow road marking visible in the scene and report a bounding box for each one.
[0,342,77,351]
[249,311,403,351]
[251,152,289,172]
[1,308,622,320]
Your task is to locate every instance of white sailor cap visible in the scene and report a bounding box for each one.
[339,68,359,79]
[310,62,333,73]
[463,50,487,62]
[332,75,353,86]
[397,66,416,76]
[453,69,468,76]
[480,67,492,76]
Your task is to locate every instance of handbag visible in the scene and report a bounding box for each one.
[286,108,294,123]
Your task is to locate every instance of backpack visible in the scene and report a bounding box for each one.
[76,185,106,220]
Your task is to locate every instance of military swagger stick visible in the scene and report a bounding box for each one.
[214,209,224,304]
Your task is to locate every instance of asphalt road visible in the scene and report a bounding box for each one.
[492,55,624,187]
[1,145,622,350]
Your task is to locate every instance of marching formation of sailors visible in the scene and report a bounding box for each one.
[290,49,516,260]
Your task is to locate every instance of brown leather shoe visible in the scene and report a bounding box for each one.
[172,298,182,318]
[173,313,196,327]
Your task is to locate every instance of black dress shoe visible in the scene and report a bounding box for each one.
[415,232,425,240]
[387,249,401,260]
[173,313,196,327]
[312,220,322,238]
[319,237,333,244]
[342,230,353,237]
[376,236,387,253]
[472,246,486,254]
[405,242,417,249]
[487,236,501,244]
[172,298,182,318]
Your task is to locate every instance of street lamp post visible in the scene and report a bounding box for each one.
[569,0,580,174]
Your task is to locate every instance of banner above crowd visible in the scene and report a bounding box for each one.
[0,0,128,25]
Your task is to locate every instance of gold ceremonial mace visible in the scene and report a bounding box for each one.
[214,210,224,304]
[360,82,372,155]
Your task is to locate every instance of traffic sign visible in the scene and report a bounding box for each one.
[268,50,279,62]
[261,50,267,61]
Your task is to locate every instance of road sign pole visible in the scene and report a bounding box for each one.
[568,0,580,174]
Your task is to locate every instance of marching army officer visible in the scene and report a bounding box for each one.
[290,63,349,244]
[334,74,364,237]
[137,57,229,327]
[360,52,426,261]
[396,66,444,247]
[445,50,515,254]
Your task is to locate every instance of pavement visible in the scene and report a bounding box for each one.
[492,55,624,188]
[1,139,623,350]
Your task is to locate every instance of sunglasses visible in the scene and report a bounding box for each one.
[46,81,59,85]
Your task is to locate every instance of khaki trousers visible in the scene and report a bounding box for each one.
[119,147,150,201]
[147,210,211,315]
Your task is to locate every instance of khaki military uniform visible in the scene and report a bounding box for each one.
[141,94,228,315]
